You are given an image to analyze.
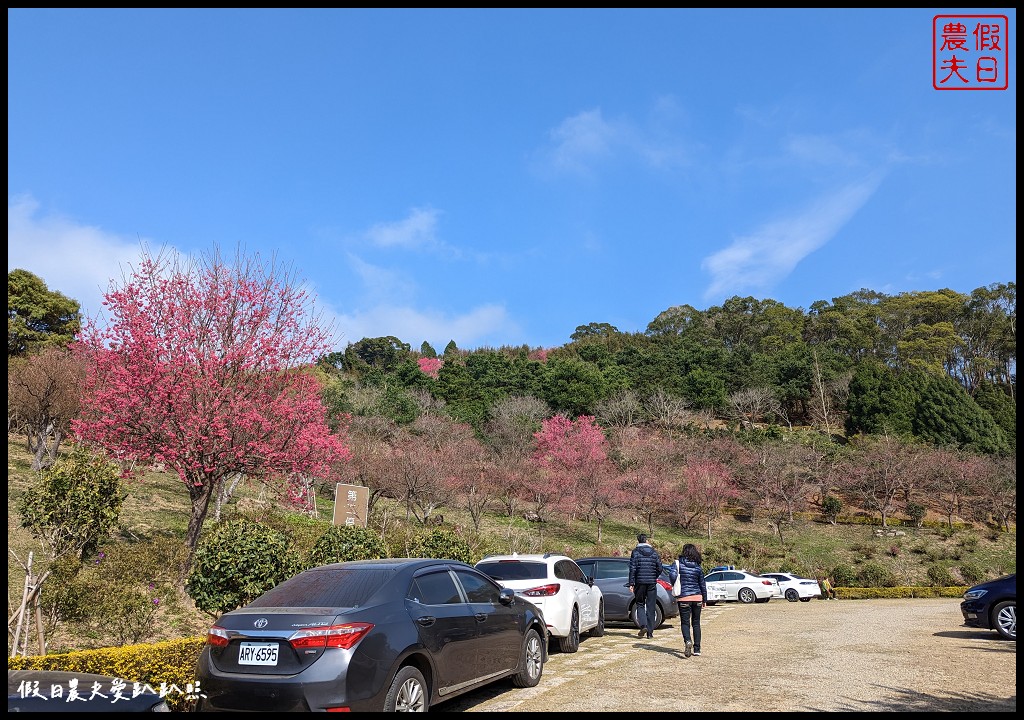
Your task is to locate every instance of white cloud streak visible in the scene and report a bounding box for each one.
[364,207,441,249]
[545,107,688,174]
[701,174,884,301]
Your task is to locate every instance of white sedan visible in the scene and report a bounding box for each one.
[704,569,779,604]
[759,572,823,602]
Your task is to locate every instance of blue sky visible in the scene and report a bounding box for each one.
[8,8,1017,353]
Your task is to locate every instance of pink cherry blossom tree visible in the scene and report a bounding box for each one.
[417,356,443,379]
[531,414,611,528]
[611,427,676,537]
[683,457,740,542]
[72,247,350,575]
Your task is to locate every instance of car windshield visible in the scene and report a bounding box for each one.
[476,561,548,581]
[247,566,395,608]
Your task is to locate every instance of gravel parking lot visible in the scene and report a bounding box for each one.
[439,598,1016,712]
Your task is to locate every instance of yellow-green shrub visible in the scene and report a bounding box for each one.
[7,636,205,711]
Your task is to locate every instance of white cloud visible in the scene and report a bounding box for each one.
[7,194,155,321]
[784,134,863,167]
[701,174,884,301]
[364,207,441,249]
[548,109,617,173]
[345,253,416,303]
[324,302,521,351]
[544,106,689,175]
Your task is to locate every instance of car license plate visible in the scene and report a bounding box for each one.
[238,642,279,666]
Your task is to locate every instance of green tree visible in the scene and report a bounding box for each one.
[913,373,1009,454]
[343,336,412,377]
[844,361,916,438]
[13,444,124,655]
[972,382,1016,451]
[821,495,842,525]
[8,269,82,357]
[18,443,124,562]
[420,341,438,359]
[541,357,610,416]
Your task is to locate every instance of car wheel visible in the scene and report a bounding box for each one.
[384,666,428,712]
[653,602,665,629]
[992,600,1016,641]
[629,603,642,628]
[590,601,606,637]
[738,587,756,604]
[557,607,581,653]
[785,589,799,602]
[511,628,544,688]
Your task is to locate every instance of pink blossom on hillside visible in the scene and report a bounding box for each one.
[417,357,443,378]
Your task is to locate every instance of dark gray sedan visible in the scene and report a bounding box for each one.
[574,557,679,629]
[195,558,547,712]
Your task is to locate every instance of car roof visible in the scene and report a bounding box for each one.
[477,553,570,562]
[575,556,627,561]
[309,558,474,572]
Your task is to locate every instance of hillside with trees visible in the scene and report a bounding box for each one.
[7,256,1016,657]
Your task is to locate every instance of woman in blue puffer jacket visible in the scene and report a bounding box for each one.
[667,543,707,658]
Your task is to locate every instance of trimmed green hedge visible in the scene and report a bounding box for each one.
[8,636,205,711]
[829,585,968,600]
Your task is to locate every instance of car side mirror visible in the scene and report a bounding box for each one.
[498,587,516,606]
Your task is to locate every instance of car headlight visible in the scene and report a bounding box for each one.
[963,589,988,600]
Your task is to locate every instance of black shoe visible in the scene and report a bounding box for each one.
[647,632,654,639]
[637,628,646,638]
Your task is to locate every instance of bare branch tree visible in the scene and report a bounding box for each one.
[727,387,781,429]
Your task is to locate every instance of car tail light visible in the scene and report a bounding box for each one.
[289,623,374,650]
[207,626,230,648]
[656,579,673,592]
[521,583,561,597]
[761,580,773,586]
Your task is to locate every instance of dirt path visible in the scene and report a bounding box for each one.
[438,598,1016,712]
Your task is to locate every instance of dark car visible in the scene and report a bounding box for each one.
[574,557,678,629]
[194,558,547,712]
[8,670,171,712]
[961,573,1016,640]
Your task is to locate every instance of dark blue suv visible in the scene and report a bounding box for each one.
[961,573,1015,640]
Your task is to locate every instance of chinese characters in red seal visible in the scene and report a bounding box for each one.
[934,15,1009,90]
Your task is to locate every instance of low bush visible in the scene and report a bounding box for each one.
[7,637,206,712]
[857,561,898,588]
[408,527,473,564]
[926,564,958,587]
[305,524,387,567]
[185,520,299,615]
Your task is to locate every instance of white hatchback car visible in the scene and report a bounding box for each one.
[703,569,779,604]
[759,572,823,602]
[475,553,604,653]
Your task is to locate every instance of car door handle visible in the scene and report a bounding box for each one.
[475,613,487,622]
[416,616,436,627]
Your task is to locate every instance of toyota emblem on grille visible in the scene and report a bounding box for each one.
[254,618,269,629]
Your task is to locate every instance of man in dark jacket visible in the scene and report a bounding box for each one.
[628,533,663,639]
